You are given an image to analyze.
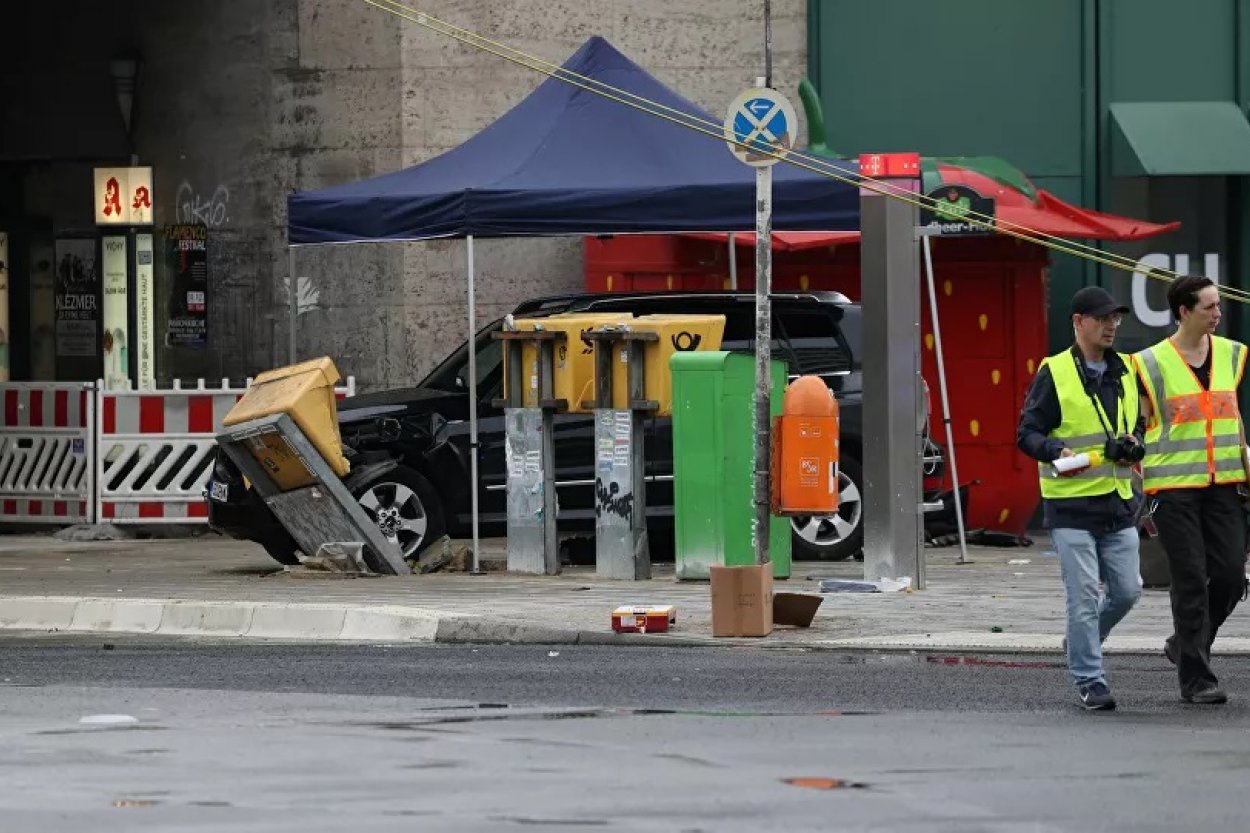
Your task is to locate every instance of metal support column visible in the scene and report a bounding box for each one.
[860,191,925,587]
[585,329,656,580]
[493,330,565,575]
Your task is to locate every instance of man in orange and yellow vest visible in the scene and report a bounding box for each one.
[1134,275,1249,705]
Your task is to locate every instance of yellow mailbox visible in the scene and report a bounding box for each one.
[504,313,634,411]
[608,314,726,416]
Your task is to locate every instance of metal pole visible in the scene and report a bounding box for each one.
[467,235,482,573]
[728,232,738,290]
[752,158,773,565]
[922,235,971,565]
[287,245,298,363]
[860,191,924,587]
[763,0,773,89]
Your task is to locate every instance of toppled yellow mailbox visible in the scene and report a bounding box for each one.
[222,357,349,490]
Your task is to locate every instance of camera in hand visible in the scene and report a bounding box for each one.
[1104,434,1145,464]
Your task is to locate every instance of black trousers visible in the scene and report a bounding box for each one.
[1154,484,1248,694]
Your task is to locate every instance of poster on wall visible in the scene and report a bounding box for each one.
[30,240,56,380]
[0,232,9,382]
[54,238,99,360]
[101,235,129,389]
[164,224,208,349]
[135,233,156,388]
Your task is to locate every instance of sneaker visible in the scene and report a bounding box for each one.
[1077,681,1117,711]
[1164,636,1177,666]
[1182,682,1228,705]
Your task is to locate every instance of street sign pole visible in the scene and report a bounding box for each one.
[753,159,772,565]
[724,81,796,567]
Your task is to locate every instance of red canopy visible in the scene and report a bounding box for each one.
[686,164,1179,250]
[935,163,1181,242]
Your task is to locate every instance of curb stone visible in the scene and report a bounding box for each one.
[7,595,1250,655]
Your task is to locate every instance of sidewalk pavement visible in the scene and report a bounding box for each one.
[3,531,1250,655]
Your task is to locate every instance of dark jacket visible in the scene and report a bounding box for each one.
[1016,346,1146,533]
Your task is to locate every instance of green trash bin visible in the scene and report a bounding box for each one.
[671,350,791,580]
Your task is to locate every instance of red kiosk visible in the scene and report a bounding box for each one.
[584,162,1178,536]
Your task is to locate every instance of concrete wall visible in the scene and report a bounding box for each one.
[2,0,806,391]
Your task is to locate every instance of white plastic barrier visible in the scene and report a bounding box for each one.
[96,377,355,524]
[0,383,95,524]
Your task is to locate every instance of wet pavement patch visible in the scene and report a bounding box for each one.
[653,752,723,768]
[36,726,166,736]
[926,655,1059,669]
[782,777,868,790]
[401,761,462,770]
[493,817,609,826]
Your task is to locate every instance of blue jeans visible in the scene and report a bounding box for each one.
[1051,526,1143,688]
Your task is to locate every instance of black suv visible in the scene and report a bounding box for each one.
[208,291,946,564]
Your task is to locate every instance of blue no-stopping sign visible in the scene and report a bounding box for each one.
[724,88,798,167]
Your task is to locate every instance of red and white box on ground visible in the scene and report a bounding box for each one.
[611,605,677,634]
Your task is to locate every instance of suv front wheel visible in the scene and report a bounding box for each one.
[790,454,863,562]
[353,466,445,561]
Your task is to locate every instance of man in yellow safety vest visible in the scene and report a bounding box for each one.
[1018,286,1144,711]
[1134,275,1248,705]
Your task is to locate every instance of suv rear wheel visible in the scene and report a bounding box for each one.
[353,466,446,560]
[790,454,863,561]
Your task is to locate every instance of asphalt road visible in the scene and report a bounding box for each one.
[3,637,1250,832]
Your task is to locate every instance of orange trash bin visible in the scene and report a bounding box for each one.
[772,375,839,516]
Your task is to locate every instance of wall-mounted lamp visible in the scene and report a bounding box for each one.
[109,48,142,152]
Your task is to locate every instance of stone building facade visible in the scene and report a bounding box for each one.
[0,0,805,391]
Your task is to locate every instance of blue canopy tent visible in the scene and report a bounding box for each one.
[287,36,859,243]
[285,35,861,565]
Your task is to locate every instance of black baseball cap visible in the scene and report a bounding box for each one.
[1071,286,1130,317]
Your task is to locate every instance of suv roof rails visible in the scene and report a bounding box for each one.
[512,289,854,316]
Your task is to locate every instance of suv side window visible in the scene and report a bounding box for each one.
[773,309,853,376]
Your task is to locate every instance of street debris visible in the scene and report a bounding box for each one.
[410,536,504,573]
[54,524,135,542]
[611,605,677,633]
[1008,558,1031,565]
[300,542,369,574]
[818,577,912,593]
[773,592,823,627]
[547,651,560,658]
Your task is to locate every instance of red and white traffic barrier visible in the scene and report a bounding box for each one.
[0,376,355,526]
[95,377,356,524]
[0,383,95,523]
[96,380,245,523]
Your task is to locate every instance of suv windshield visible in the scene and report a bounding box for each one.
[420,322,504,392]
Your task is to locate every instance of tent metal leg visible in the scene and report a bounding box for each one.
[467,235,482,573]
[922,234,971,565]
[288,245,298,364]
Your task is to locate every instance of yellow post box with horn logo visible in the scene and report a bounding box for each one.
[608,314,726,416]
